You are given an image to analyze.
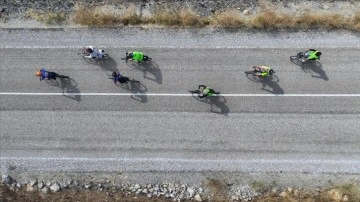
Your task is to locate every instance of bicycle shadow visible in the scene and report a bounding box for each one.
[302,61,329,81]
[59,78,81,102]
[127,61,162,84]
[45,77,81,101]
[82,56,118,72]
[98,57,118,72]
[259,75,284,94]
[116,81,148,103]
[291,59,328,81]
[208,96,230,115]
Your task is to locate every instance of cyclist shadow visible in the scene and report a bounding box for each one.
[98,57,119,72]
[116,81,148,103]
[127,61,162,84]
[208,96,230,115]
[301,61,329,81]
[259,75,284,94]
[59,78,81,102]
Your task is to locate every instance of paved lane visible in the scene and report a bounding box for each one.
[1,30,360,173]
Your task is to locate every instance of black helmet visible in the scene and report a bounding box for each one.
[269,69,274,75]
[86,48,93,53]
[316,52,322,56]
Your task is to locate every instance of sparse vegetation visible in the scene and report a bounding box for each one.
[25,9,66,25]
[211,10,246,28]
[22,2,360,31]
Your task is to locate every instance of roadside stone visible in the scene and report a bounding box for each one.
[279,191,288,197]
[231,195,239,201]
[134,184,141,189]
[343,194,349,201]
[294,188,299,196]
[60,181,70,189]
[178,193,185,200]
[84,183,91,189]
[147,193,152,198]
[26,184,35,192]
[50,182,61,192]
[38,181,44,189]
[142,188,148,194]
[46,181,52,187]
[287,187,293,193]
[2,175,12,184]
[271,187,278,193]
[194,194,202,201]
[41,187,49,194]
[187,187,195,197]
[29,179,37,187]
[16,183,21,188]
[328,189,342,201]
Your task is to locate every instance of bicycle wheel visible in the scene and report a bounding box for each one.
[245,71,262,82]
[189,90,200,94]
[290,56,304,66]
[129,79,140,83]
[56,75,69,78]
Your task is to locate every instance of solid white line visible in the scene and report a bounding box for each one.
[1,92,360,97]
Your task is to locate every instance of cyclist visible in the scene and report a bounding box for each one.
[126,51,150,63]
[35,68,57,81]
[85,46,104,59]
[112,71,129,84]
[198,85,215,98]
[253,66,274,77]
[304,49,321,61]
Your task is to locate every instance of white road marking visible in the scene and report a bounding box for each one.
[1,92,360,97]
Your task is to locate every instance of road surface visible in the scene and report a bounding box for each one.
[0,28,360,174]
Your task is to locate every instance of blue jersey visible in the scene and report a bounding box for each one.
[40,68,48,80]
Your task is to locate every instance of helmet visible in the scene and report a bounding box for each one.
[316,52,322,56]
[36,71,41,76]
[269,69,274,75]
[85,48,93,53]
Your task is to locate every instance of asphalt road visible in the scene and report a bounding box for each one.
[1,29,360,174]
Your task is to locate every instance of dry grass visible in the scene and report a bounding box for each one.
[251,9,294,29]
[72,5,121,27]
[23,2,360,31]
[151,7,207,27]
[25,9,66,24]
[211,10,246,28]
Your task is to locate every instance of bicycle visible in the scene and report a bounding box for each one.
[189,85,220,98]
[290,52,307,63]
[290,51,320,65]
[244,68,275,82]
[53,73,69,79]
[109,72,140,84]
[77,48,109,59]
[36,69,69,80]
[121,52,152,62]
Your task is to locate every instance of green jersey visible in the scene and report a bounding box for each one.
[132,52,144,62]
